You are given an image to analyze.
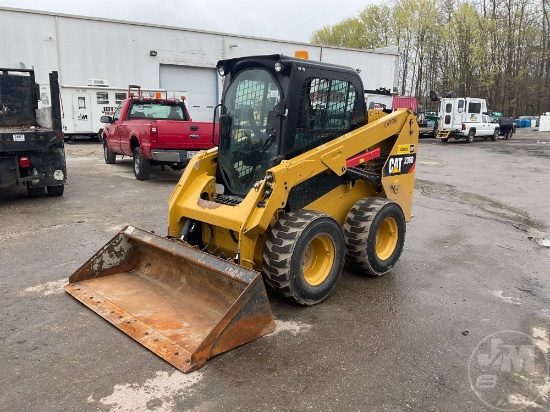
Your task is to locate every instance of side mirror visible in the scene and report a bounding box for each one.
[100,115,113,124]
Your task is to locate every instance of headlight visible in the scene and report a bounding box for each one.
[274,62,284,72]
[218,66,226,76]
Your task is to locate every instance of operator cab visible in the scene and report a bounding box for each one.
[216,54,366,198]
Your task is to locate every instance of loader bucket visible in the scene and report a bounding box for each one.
[64,226,275,372]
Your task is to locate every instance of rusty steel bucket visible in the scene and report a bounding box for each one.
[64,226,275,372]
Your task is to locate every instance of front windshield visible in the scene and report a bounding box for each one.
[218,69,281,196]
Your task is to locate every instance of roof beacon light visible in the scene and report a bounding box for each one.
[295,50,309,59]
[155,92,162,99]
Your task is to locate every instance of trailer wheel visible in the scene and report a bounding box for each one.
[343,198,406,276]
[47,185,64,196]
[262,210,345,306]
[27,184,44,198]
[133,147,151,180]
[466,130,475,143]
[104,140,116,164]
[441,137,449,143]
[491,128,499,141]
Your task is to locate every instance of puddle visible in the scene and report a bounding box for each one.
[419,161,446,167]
[528,236,550,247]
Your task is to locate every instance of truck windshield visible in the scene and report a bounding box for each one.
[218,68,281,197]
[129,102,187,120]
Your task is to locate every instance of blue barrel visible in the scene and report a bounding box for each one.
[523,119,530,127]
[514,119,522,127]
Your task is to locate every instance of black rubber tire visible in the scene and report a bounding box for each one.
[441,138,449,143]
[504,132,510,140]
[104,140,116,164]
[46,185,64,196]
[97,129,104,142]
[133,147,151,180]
[466,130,475,143]
[343,198,406,276]
[262,210,345,306]
[491,128,499,141]
[27,184,44,198]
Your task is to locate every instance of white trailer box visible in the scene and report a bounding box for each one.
[59,82,166,140]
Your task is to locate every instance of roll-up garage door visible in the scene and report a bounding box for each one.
[160,64,217,121]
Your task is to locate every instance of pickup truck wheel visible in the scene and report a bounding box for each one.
[27,184,44,198]
[47,185,64,196]
[104,140,116,164]
[466,130,475,143]
[133,147,151,180]
[491,129,499,141]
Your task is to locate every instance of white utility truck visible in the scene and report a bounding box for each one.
[436,97,499,143]
[51,80,166,141]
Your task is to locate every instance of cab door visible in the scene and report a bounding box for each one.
[106,104,124,153]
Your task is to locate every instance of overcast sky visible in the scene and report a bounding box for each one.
[0,0,371,43]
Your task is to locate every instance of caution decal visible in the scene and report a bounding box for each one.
[383,154,416,176]
[397,144,416,154]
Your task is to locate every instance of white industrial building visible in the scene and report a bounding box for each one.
[0,7,399,126]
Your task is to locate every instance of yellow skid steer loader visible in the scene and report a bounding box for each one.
[66,53,418,372]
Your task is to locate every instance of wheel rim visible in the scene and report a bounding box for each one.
[135,155,140,174]
[104,144,108,160]
[375,217,398,261]
[301,234,335,286]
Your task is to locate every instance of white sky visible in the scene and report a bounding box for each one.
[0,0,372,43]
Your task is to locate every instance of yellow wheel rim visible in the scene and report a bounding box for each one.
[375,217,398,261]
[302,235,335,286]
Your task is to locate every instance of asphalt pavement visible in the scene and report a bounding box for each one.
[0,128,549,412]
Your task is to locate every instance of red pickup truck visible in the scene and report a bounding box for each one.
[100,94,218,180]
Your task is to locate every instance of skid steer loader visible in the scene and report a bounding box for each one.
[65,53,418,372]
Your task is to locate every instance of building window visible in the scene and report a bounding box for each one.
[97,92,109,104]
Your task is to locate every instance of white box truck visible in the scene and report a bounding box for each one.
[56,80,166,141]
